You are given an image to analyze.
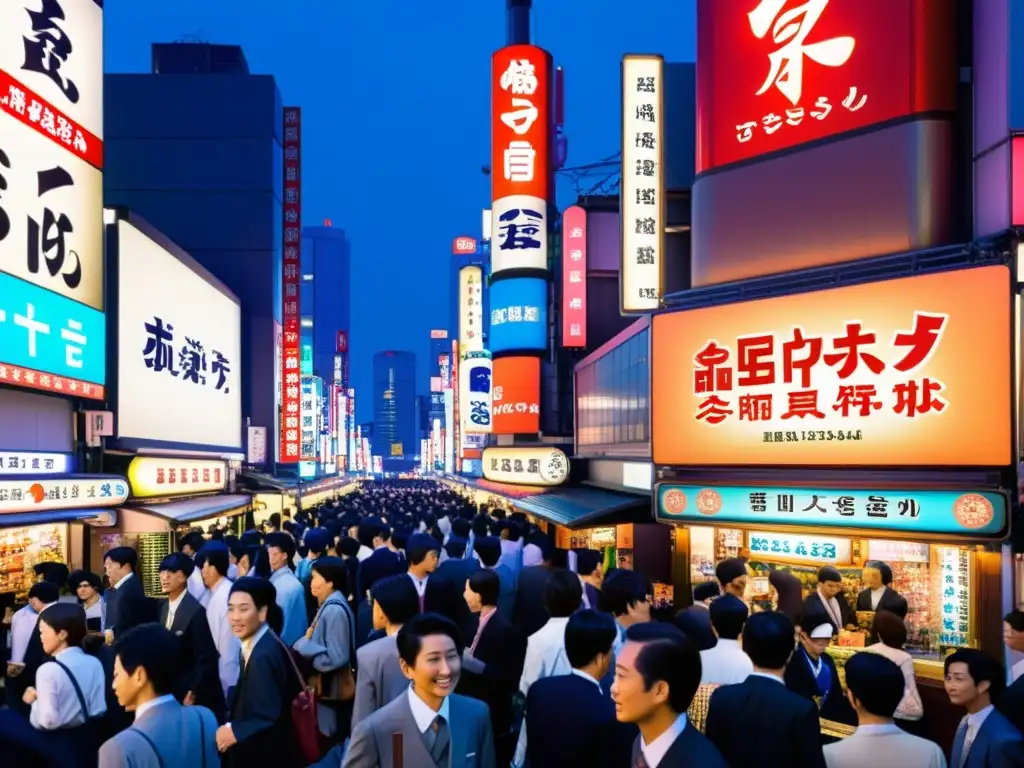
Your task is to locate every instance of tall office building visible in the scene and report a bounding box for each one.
[300,224,351,383]
[372,351,417,463]
[104,43,283,455]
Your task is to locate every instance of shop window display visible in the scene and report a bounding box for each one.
[0,524,67,597]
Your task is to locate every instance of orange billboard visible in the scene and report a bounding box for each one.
[652,266,1012,468]
[492,356,541,434]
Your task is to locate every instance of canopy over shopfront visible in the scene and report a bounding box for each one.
[120,494,253,525]
[0,508,117,527]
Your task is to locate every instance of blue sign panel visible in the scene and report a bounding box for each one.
[489,277,547,353]
[0,271,106,387]
[656,484,1007,538]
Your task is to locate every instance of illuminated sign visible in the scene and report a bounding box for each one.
[462,351,492,434]
[656,485,1007,538]
[391,443,404,457]
[333,355,343,385]
[280,106,302,462]
[492,356,541,434]
[938,546,971,647]
[562,206,587,348]
[0,476,128,515]
[621,55,664,313]
[451,339,461,473]
[430,329,449,339]
[336,330,348,353]
[300,375,318,461]
[127,457,226,498]
[491,196,548,274]
[489,277,547,353]
[696,0,953,173]
[453,237,477,255]
[439,355,450,389]
[482,446,569,486]
[346,388,356,472]
[746,531,851,565]
[651,266,1011,468]
[0,451,72,476]
[459,267,484,355]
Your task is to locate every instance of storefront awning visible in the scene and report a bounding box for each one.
[449,477,554,499]
[512,486,652,529]
[237,471,298,493]
[0,508,117,527]
[123,494,252,524]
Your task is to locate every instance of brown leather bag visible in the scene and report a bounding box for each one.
[307,599,357,703]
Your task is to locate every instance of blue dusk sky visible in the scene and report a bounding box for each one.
[104,0,696,421]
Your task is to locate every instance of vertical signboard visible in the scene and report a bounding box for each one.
[280,106,303,462]
[621,55,664,313]
[459,266,484,355]
[491,45,552,275]
[451,340,461,471]
[346,387,356,472]
[462,351,492,434]
[0,1,105,400]
[300,375,317,462]
[562,205,587,347]
[444,390,455,473]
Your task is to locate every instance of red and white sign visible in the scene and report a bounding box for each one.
[697,0,947,173]
[451,340,461,472]
[439,355,450,389]
[430,329,448,339]
[0,364,103,400]
[279,106,302,463]
[562,206,587,348]
[336,330,348,353]
[453,237,477,255]
[491,45,552,202]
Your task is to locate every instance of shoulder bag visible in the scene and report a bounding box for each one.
[309,599,357,703]
[271,629,323,764]
[53,659,103,727]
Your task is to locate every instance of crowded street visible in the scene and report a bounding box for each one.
[2,0,1024,766]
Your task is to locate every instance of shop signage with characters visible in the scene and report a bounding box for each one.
[657,485,1008,539]
[0,476,128,515]
[746,531,851,565]
[0,451,71,475]
[652,266,1011,468]
[482,446,569,486]
[127,457,227,498]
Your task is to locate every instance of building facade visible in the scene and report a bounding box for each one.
[104,43,283,458]
[372,351,417,461]
[300,224,351,385]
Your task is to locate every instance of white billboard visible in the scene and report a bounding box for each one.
[458,266,484,355]
[491,194,547,273]
[116,220,242,449]
[461,351,492,434]
[444,389,454,473]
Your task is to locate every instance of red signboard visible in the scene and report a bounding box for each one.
[451,340,461,472]
[697,0,952,173]
[562,206,587,348]
[453,237,478,255]
[491,45,553,202]
[336,330,348,353]
[492,356,541,434]
[279,106,302,463]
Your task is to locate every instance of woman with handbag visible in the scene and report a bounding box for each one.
[293,556,357,749]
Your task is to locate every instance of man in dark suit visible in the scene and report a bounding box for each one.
[459,569,527,766]
[705,611,826,767]
[216,577,302,768]
[945,648,1024,767]
[157,553,226,721]
[575,550,604,611]
[801,565,855,631]
[525,610,634,768]
[611,622,727,767]
[361,525,405,586]
[855,560,908,619]
[998,610,1024,733]
[434,537,480,592]
[513,541,555,638]
[674,581,720,651]
[102,546,156,640]
[473,536,516,618]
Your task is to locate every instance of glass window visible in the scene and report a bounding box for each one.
[574,328,651,446]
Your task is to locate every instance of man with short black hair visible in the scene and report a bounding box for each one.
[179,531,208,602]
[601,569,653,656]
[945,648,1024,766]
[344,613,496,768]
[998,609,1024,733]
[823,652,945,767]
[103,546,155,640]
[705,612,825,767]
[406,532,442,610]
[612,622,726,767]
[99,624,220,766]
[700,594,752,685]
[6,581,59,717]
[198,542,240,699]
[525,610,634,768]
[803,565,855,631]
[576,549,604,610]
[264,532,306,645]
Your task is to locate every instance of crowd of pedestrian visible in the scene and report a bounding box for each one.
[1,479,1022,767]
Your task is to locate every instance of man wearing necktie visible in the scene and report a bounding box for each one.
[944,648,1024,767]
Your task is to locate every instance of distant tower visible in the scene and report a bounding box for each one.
[507,0,531,45]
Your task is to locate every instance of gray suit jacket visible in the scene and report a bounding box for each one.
[98,697,220,768]
[343,691,495,768]
[352,634,410,728]
[824,724,946,768]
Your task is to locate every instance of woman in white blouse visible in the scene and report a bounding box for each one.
[22,602,107,767]
[70,569,106,633]
[863,609,923,722]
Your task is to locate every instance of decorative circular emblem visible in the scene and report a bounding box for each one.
[952,494,994,529]
[662,489,688,515]
[695,489,723,516]
[538,451,568,484]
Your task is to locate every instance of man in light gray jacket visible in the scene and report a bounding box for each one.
[824,653,946,768]
[351,573,420,728]
[99,624,219,768]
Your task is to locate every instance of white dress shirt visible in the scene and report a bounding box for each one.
[113,572,135,590]
[241,624,270,668]
[520,616,572,696]
[269,567,307,646]
[83,597,105,631]
[641,712,688,768]
[699,638,753,685]
[570,668,602,691]
[407,685,450,732]
[408,573,429,598]
[165,591,186,630]
[135,693,176,720]
[187,567,207,602]
[30,646,107,730]
[869,587,886,610]
[227,563,239,581]
[961,704,995,762]
[1011,658,1024,683]
[8,605,39,662]
[357,545,374,562]
[205,577,241,697]
[817,586,844,629]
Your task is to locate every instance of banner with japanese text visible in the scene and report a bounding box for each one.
[562,206,587,347]
[279,106,302,462]
[651,266,1012,467]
